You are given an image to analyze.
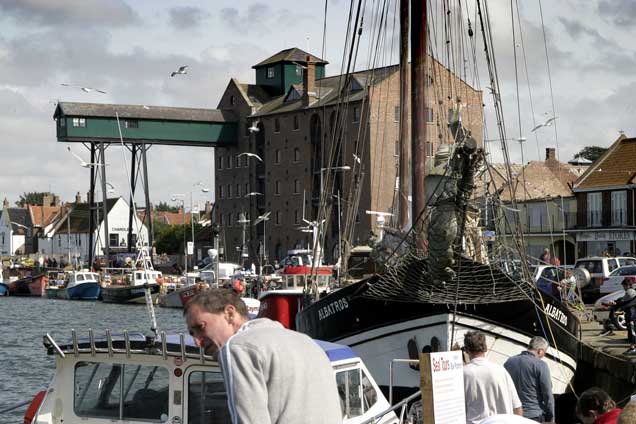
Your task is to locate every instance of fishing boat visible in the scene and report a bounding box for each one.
[258,250,333,329]
[5,273,48,297]
[57,271,101,300]
[0,282,7,296]
[101,269,162,304]
[25,329,404,424]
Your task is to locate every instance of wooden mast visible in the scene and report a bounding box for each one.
[398,0,410,230]
[411,0,427,249]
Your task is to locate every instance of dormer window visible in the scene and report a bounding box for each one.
[267,67,275,79]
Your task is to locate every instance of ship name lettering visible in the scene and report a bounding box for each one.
[544,303,567,326]
[318,298,349,320]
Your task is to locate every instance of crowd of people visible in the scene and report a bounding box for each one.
[463,330,634,424]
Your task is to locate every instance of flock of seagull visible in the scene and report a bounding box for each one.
[60,65,189,95]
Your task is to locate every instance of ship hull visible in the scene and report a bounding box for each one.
[296,279,579,397]
[101,284,160,304]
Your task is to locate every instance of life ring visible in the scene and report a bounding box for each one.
[23,390,46,424]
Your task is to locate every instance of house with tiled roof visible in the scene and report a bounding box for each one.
[488,148,582,264]
[571,134,636,257]
[38,197,148,262]
[0,198,33,256]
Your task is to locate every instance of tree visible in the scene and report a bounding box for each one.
[574,146,607,162]
[154,221,188,254]
[15,192,56,207]
[155,201,179,213]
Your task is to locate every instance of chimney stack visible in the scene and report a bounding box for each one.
[545,147,556,162]
[75,192,82,204]
[302,55,317,107]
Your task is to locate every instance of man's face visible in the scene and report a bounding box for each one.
[186,304,236,357]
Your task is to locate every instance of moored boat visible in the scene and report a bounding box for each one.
[159,282,203,308]
[101,270,162,304]
[258,249,333,329]
[27,273,48,297]
[0,282,8,296]
[27,329,403,424]
[57,271,101,300]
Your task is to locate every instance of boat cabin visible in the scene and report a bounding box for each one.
[67,271,100,287]
[129,269,163,286]
[31,331,398,424]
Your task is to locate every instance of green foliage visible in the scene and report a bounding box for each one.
[574,146,607,162]
[15,192,56,207]
[155,201,179,213]
[154,221,186,254]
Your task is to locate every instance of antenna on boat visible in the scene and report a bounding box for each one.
[115,112,159,335]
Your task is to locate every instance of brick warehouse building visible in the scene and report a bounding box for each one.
[214,47,483,266]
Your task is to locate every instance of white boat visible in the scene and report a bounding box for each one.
[26,330,405,424]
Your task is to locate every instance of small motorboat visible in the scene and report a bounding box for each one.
[27,328,403,424]
[5,273,48,296]
[57,271,101,300]
[0,282,8,296]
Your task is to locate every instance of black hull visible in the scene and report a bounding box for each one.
[297,277,580,396]
[101,284,160,304]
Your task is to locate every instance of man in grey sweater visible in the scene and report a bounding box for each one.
[184,289,342,424]
[504,337,554,423]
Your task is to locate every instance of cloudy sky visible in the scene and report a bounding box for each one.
[1,0,635,208]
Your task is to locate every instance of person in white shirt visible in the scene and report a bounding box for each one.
[463,331,523,424]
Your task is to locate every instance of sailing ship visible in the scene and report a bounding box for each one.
[295,0,580,404]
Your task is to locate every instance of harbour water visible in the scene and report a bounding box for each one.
[0,297,186,422]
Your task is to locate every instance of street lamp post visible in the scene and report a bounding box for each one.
[190,182,210,268]
[171,196,187,275]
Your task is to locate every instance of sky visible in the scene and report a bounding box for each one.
[2,0,636,208]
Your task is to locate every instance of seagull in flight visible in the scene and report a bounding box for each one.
[60,83,107,94]
[531,116,558,132]
[237,152,263,162]
[67,146,106,168]
[353,153,361,164]
[171,65,188,77]
[244,192,264,197]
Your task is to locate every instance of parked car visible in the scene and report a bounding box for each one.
[573,257,624,300]
[530,265,565,298]
[600,265,636,294]
[593,288,632,331]
[618,257,636,267]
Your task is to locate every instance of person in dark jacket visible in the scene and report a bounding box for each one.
[605,278,636,355]
[504,336,554,423]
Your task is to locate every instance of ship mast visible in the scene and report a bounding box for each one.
[411,0,427,249]
[398,0,410,230]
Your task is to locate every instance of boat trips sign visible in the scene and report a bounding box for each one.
[421,351,465,424]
